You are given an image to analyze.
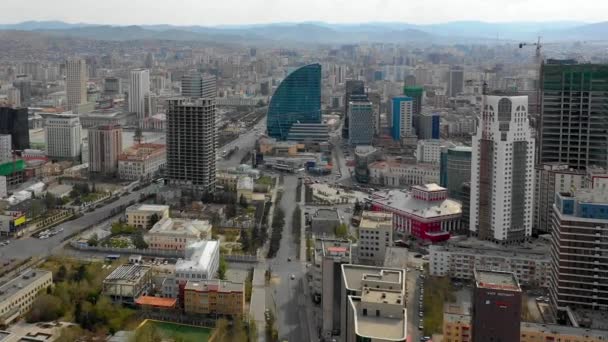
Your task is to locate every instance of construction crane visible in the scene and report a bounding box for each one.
[519,36,543,60]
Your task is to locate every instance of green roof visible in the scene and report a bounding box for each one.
[0,160,25,176]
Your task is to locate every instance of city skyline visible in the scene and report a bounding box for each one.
[2,0,607,26]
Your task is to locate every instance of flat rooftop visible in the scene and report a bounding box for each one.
[185,279,243,293]
[475,270,521,292]
[127,204,169,212]
[435,237,550,261]
[313,209,339,220]
[0,269,51,302]
[104,264,150,284]
[522,321,608,339]
[352,300,407,340]
[360,211,392,229]
[315,238,351,260]
[342,264,403,292]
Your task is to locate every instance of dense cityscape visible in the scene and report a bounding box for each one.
[0,3,606,342]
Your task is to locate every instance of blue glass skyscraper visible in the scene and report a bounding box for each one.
[267,64,321,140]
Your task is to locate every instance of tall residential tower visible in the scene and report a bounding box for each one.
[65,58,87,111]
[470,95,535,244]
[129,69,151,127]
[166,98,216,193]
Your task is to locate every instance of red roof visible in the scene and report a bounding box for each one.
[327,246,347,253]
[135,296,177,308]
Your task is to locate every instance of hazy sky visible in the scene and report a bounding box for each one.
[3,0,607,25]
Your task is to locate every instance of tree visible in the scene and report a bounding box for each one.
[26,294,64,322]
[240,229,250,253]
[335,223,348,238]
[30,201,44,218]
[72,264,88,282]
[226,204,237,219]
[55,265,67,283]
[132,231,148,249]
[218,255,227,280]
[239,194,248,208]
[44,193,58,209]
[87,234,99,247]
[148,213,160,227]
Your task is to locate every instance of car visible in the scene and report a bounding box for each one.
[288,257,292,262]
[418,325,423,330]
[290,274,295,280]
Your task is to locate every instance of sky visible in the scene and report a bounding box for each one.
[2,0,607,26]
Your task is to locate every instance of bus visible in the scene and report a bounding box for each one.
[105,254,120,261]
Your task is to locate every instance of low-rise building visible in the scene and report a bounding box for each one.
[0,269,52,325]
[429,238,550,287]
[175,240,220,282]
[358,211,393,266]
[236,176,254,202]
[341,264,407,342]
[368,161,440,187]
[368,184,461,242]
[311,209,341,236]
[216,173,239,191]
[118,143,166,180]
[102,264,152,304]
[184,279,245,317]
[126,204,170,229]
[145,217,211,251]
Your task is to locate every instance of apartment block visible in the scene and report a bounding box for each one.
[358,211,393,265]
[183,279,244,317]
[429,239,551,287]
[550,189,608,311]
[126,204,169,229]
[0,269,52,325]
[118,143,166,180]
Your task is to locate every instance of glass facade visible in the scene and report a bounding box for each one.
[539,62,608,169]
[267,64,321,140]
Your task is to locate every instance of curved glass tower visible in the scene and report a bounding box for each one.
[267,64,321,140]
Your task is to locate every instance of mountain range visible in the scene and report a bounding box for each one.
[0,20,606,44]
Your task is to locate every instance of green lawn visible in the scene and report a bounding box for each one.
[140,320,212,342]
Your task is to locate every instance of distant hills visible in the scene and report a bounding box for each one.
[0,20,606,44]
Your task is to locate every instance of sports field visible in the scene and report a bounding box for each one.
[140,320,213,342]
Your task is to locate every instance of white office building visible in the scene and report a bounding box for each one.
[65,58,87,111]
[416,139,453,164]
[44,114,82,160]
[129,69,151,126]
[358,211,393,265]
[470,95,535,244]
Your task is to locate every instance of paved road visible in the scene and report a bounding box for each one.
[268,175,311,342]
[0,184,160,260]
[218,119,266,169]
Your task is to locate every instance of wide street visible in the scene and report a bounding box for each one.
[217,119,266,169]
[0,183,160,260]
[268,175,312,342]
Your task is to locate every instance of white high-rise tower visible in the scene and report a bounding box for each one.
[65,58,87,111]
[129,69,151,127]
[470,95,535,244]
